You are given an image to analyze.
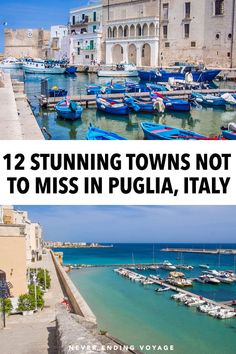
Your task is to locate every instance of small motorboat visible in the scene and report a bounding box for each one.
[96,96,129,115]
[97,63,138,77]
[86,124,127,140]
[191,92,226,107]
[155,286,171,292]
[87,84,103,95]
[199,264,210,269]
[49,86,67,97]
[151,92,191,112]
[55,99,83,120]
[141,122,207,140]
[221,122,236,140]
[23,59,66,74]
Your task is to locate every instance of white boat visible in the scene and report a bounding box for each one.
[217,310,235,319]
[198,303,220,313]
[23,60,66,74]
[199,264,210,269]
[216,276,234,284]
[186,298,205,307]
[197,274,220,284]
[97,64,138,77]
[0,57,22,69]
[155,286,171,292]
[159,260,176,270]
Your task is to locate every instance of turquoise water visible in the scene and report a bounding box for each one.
[8,69,236,140]
[55,244,236,354]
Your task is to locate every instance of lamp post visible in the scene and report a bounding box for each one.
[32,273,37,312]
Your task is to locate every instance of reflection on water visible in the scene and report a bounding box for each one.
[5,69,236,140]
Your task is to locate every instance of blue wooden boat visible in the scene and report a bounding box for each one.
[191,92,226,107]
[87,84,103,95]
[124,96,164,113]
[49,87,67,97]
[86,124,127,140]
[146,83,169,92]
[55,99,83,120]
[65,66,77,74]
[151,93,191,112]
[138,66,221,83]
[141,122,207,140]
[221,130,236,140]
[96,97,129,115]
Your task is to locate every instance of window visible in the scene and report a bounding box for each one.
[163,25,168,39]
[228,33,232,39]
[165,42,170,47]
[77,48,80,55]
[163,3,169,20]
[78,41,80,46]
[72,16,75,25]
[216,33,220,39]
[191,41,196,47]
[184,23,190,38]
[85,55,89,59]
[215,0,224,15]
[90,40,94,50]
[227,52,231,57]
[93,12,96,22]
[93,25,96,32]
[185,2,191,18]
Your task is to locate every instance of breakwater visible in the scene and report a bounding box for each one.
[161,248,236,254]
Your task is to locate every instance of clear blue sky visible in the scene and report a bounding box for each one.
[15,206,236,243]
[0,0,89,53]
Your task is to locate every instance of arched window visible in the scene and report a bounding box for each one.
[215,0,224,16]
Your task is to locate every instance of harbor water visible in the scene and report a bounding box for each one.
[54,243,236,354]
[9,69,236,140]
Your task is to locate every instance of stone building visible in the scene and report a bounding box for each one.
[159,0,236,68]
[102,0,160,66]
[0,205,43,264]
[4,28,50,58]
[68,2,103,64]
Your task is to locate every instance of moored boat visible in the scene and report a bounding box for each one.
[23,59,66,74]
[151,92,191,112]
[86,123,127,140]
[124,95,165,113]
[141,122,207,140]
[65,66,77,74]
[97,64,138,77]
[0,57,22,69]
[138,66,221,82]
[55,99,83,120]
[191,92,226,107]
[221,122,236,140]
[96,96,129,115]
[49,86,67,97]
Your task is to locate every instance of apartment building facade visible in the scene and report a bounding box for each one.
[68,2,103,64]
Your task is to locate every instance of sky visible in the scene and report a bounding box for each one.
[0,0,90,52]
[15,205,236,243]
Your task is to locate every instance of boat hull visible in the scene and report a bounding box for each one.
[96,98,129,115]
[141,122,206,140]
[55,100,83,120]
[23,65,66,74]
[86,124,127,140]
[222,130,236,140]
[138,69,221,82]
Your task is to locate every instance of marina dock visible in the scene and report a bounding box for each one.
[115,269,235,311]
[39,87,236,108]
[161,248,236,255]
